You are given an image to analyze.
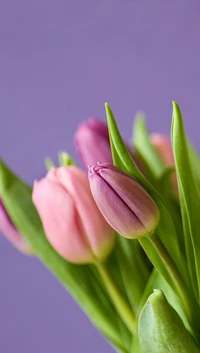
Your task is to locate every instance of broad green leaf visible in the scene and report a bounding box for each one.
[139,269,190,333]
[0,159,131,353]
[138,290,200,353]
[131,269,192,353]
[171,102,200,301]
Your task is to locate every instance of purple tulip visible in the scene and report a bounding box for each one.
[75,118,142,172]
[88,163,160,239]
[0,199,33,254]
[74,118,112,170]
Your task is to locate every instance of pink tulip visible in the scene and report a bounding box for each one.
[88,163,160,239]
[74,118,140,170]
[0,199,33,254]
[32,166,115,264]
[150,134,178,196]
[150,134,174,167]
[74,118,112,169]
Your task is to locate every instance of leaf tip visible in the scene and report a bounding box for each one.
[105,102,112,116]
[172,101,182,117]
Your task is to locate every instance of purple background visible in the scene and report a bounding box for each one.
[0,1,200,352]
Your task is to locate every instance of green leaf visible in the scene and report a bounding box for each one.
[188,142,200,191]
[133,113,166,179]
[0,159,131,353]
[171,102,200,301]
[131,269,192,353]
[131,335,143,353]
[115,236,151,314]
[139,269,190,333]
[58,151,75,167]
[138,290,200,353]
[132,114,187,276]
[44,157,55,171]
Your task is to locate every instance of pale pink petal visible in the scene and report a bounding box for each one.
[57,167,115,259]
[32,178,94,263]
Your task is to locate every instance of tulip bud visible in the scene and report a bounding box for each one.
[150,134,178,196]
[88,163,159,239]
[74,118,112,169]
[150,134,174,167]
[32,166,115,264]
[74,118,140,170]
[0,199,33,254]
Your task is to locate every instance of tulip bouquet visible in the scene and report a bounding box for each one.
[1,101,200,353]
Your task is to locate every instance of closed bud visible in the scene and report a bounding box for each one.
[74,118,112,170]
[32,166,115,264]
[150,134,178,196]
[0,199,33,254]
[74,118,140,170]
[88,163,159,239]
[150,134,174,167]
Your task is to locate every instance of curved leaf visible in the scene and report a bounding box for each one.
[171,102,200,301]
[138,290,200,353]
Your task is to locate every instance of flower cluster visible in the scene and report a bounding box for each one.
[1,102,200,353]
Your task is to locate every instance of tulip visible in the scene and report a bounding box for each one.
[150,134,174,167]
[32,166,115,264]
[150,134,178,196]
[88,163,159,239]
[74,118,140,170]
[74,118,112,169]
[0,199,33,254]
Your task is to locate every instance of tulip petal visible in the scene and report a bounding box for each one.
[89,170,147,239]
[74,119,112,168]
[32,178,94,263]
[0,199,33,254]
[57,167,115,260]
[151,134,174,166]
[89,163,159,239]
[99,167,159,233]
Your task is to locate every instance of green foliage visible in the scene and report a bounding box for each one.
[138,290,200,353]
[0,159,130,353]
[2,101,200,352]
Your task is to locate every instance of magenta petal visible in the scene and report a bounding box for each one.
[89,164,160,239]
[89,172,146,238]
[74,118,112,169]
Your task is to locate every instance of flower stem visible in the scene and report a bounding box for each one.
[96,263,136,335]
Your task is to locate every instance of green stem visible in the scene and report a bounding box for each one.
[96,263,136,335]
[149,235,189,308]
[149,234,200,342]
